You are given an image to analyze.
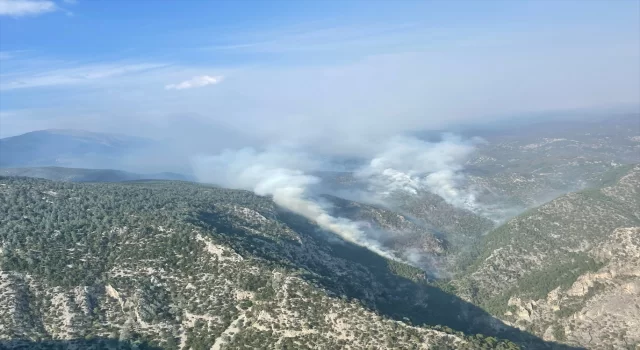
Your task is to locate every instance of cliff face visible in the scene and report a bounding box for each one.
[507,227,640,348]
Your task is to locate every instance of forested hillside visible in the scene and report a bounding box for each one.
[0,176,550,349]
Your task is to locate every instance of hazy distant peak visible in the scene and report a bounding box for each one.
[0,129,154,169]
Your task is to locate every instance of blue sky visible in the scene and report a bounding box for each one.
[0,0,639,146]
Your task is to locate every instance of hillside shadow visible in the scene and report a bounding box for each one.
[194,209,585,350]
[0,337,163,349]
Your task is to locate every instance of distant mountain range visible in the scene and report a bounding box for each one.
[0,129,198,180]
[0,129,153,169]
[0,166,194,183]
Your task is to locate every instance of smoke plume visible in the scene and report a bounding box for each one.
[191,133,496,272]
[356,134,483,213]
[191,147,398,260]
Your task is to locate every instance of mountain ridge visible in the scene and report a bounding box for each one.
[0,166,194,183]
[0,176,574,349]
[0,129,153,169]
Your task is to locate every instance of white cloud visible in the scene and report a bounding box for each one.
[165,75,223,90]
[0,62,167,90]
[0,0,56,16]
[205,24,422,54]
[2,3,638,149]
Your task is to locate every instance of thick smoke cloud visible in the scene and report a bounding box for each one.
[191,133,491,271]
[191,148,398,261]
[356,134,484,213]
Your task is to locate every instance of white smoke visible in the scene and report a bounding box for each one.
[191,147,398,260]
[356,134,483,212]
[190,134,493,268]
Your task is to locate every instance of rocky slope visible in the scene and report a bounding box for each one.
[318,172,495,247]
[322,192,495,276]
[455,165,640,349]
[507,227,640,348]
[323,194,447,268]
[0,177,536,349]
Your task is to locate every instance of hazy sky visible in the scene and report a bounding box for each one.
[1,0,639,147]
